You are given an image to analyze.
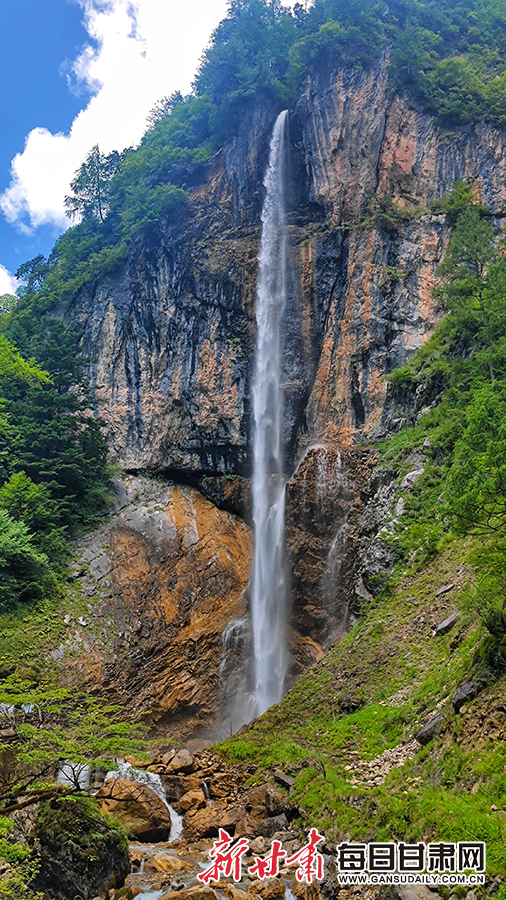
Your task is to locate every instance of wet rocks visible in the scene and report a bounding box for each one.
[180,790,207,812]
[183,805,223,842]
[97,780,172,841]
[145,853,197,875]
[159,887,220,900]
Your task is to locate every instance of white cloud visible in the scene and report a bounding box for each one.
[1,0,231,232]
[0,265,19,295]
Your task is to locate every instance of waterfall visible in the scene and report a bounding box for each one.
[251,109,289,716]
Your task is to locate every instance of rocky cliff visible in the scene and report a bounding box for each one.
[60,55,506,736]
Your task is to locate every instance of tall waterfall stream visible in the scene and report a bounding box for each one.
[251,109,289,716]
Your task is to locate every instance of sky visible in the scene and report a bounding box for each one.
[0,0,251,294]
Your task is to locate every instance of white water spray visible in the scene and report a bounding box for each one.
[251,110,289,716]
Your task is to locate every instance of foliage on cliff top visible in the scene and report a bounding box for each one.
[16,0,506,316]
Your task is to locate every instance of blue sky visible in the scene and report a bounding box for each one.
[0,0,236,293]
[0,0,93,284]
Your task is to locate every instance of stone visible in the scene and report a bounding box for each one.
[167,749,194,774]
[248,878,286,899]
[180,789,207,812]
[247,784,285,816]
[183,805,222,841]
[400,469,425,492]
[435,583,455,597]
[452,682,482,713]
[249,836,270,855]
[415,715,446,746]
[210,771,241,799]
[112,887,142,900]
[223,886,253,900]
[435,612,460,635]
[159,888,221,900]
[378,887,441,900]
[144,853,196,875]
[97,779,172,841]
[273,769,295,790]
[220,805,247,831]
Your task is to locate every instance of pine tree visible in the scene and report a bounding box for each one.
[64,145,120,222]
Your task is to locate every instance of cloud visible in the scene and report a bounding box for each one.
[0,0,231,232]
[0,265,19,295]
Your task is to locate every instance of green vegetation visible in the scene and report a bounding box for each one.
[0,816,41,900]
[219,542,506,875]
[20,0,506,320]
[379,182,506,669]
[0,678,147,813]
[0,305,110,610]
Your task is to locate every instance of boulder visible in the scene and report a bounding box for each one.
[223,886,252,900]
[452,681,482,713]
[249,878,286,899]
[221,805,247,832]
[97,779,171,841]
[246,784,285,816]
[183,805,222,841]
[435,612,460,635]
[415,715,446,746]
[144,853,196,875]
[160,887,220,900]
[180,773,207,794]
[167,749,195,773]
[210,771,241,799]
[180,789,207,812]
[31,795,129,900]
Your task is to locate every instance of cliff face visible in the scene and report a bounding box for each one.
[69,56,506,477]
[62,57,506,731]
[58,475,252,739]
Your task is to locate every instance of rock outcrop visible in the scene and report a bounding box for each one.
[55,475,251,737]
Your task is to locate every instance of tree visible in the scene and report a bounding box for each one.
[0,336,49,384]
[64,145,121,223]
[146,90,185,129]
[0,682,148,814]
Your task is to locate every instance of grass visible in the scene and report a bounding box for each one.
[217,537,506,876]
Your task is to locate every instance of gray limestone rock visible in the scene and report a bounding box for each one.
[415,714,446,745]
[452,681,482,713]
[435,612,460,635]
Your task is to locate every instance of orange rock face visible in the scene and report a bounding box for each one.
[56,476,252,739]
